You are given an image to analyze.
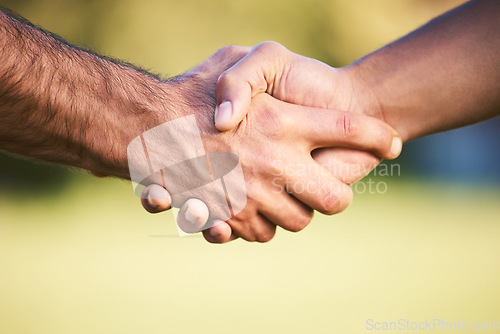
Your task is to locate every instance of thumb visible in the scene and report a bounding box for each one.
[215,69,255,132]
[215,41,288,132]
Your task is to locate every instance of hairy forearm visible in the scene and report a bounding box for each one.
[346,0,500,141]
[0,9,186,178]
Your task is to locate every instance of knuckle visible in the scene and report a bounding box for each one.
[273,108,294,135]
[256,101,293,138]
[336,113,358,138]
[257,41,285,54]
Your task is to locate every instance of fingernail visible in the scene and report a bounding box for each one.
[184,203,196,223]
[147,193,157,208]
[215,101,232,126]
[147,186,166,207]
[184,199,209,227]
[390,136,403,158]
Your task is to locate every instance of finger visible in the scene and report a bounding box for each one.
[176,198,210,234]
[141,184,172,213]
[227,212,277,243]
[312,148,381,184]
[294,106,403,160]
[283,161,354,215]
[202,220,239,244]
[256,184,315,233]
[215,41,288,132]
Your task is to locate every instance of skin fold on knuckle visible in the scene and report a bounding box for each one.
[336,113,358,139]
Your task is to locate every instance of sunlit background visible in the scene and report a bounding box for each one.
[1,0,499,333]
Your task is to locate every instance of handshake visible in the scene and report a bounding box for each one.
[131,42,403,244]
[1,1,497,242]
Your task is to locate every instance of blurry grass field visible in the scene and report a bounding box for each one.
[1,173,499,334]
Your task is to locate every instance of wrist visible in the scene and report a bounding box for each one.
[341,49,420,142]
[87,69,220,180]
[337,62,385,122]
[82,70,190,179]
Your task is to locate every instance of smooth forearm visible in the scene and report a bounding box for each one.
[346,0,500,141]
[0,9,186,178]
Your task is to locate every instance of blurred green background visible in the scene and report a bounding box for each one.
[1,0,499,333]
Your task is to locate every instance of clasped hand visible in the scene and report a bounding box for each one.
[139,42,402,243]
